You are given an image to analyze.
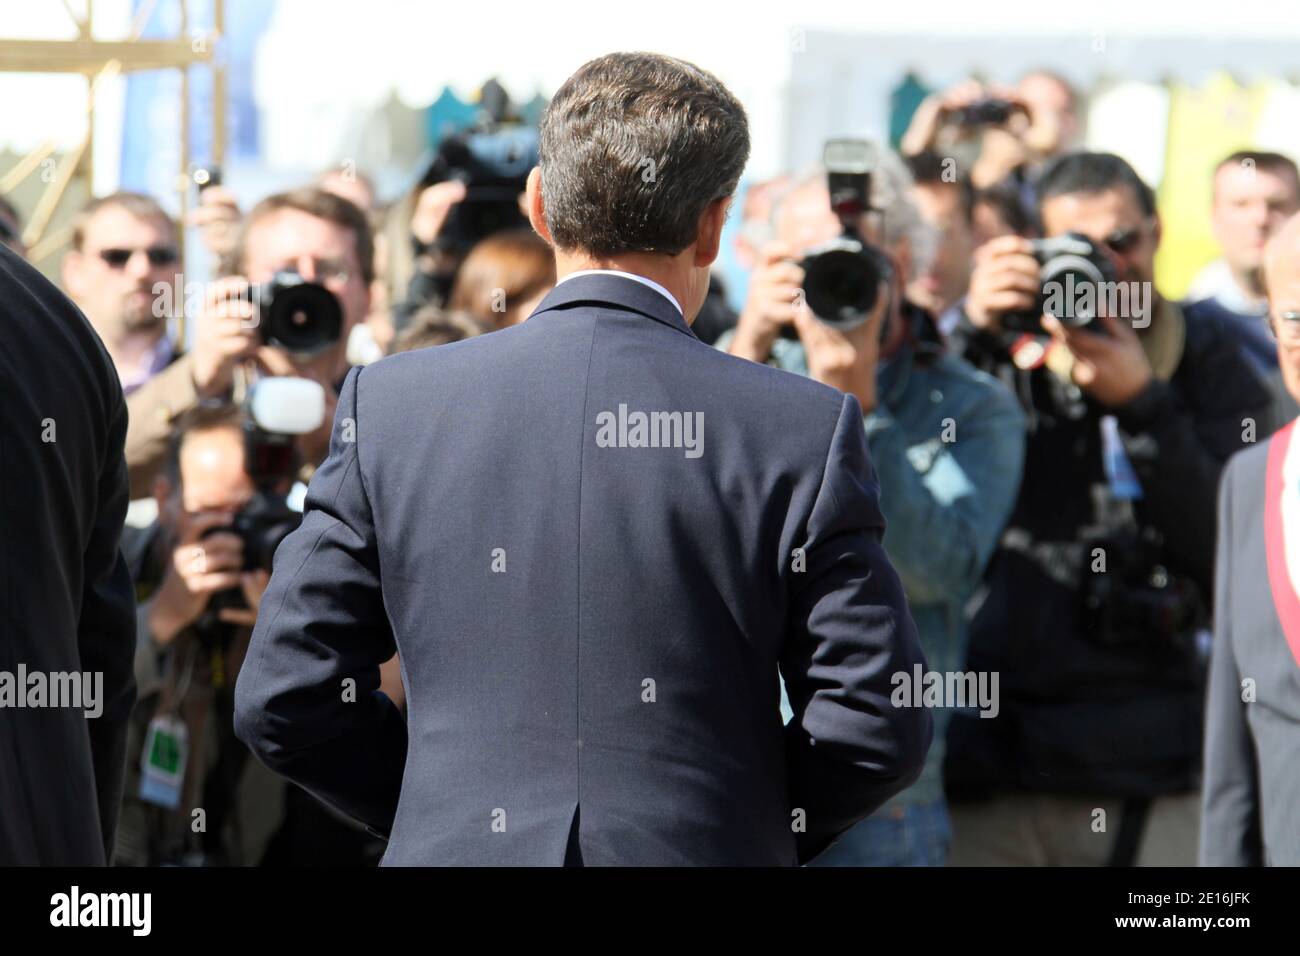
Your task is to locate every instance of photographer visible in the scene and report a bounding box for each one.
[901,72,1080,227]
[116,410,279,865]
[128,186,374,494]
[944,152,1273,865]
[724,149,1025,866]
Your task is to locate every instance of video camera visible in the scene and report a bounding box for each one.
[784,139,895,339]
[1001,232,1120,334]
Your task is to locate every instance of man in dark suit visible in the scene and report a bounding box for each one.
[0,243,137,865]
[1202,211,1300,866]
[235,51,931,865]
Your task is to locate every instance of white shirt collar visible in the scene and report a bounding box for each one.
[556,269,683,316]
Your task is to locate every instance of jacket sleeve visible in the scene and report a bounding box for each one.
[124,353,200,499]
[864,386,1025,605]
[234,365,407,836]
[79,385,138,863]
[1199,456,1263,865]
[780,393,933,863]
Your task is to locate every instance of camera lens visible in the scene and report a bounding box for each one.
[1039,255,1106,328]
[254,273,344,355]
[801,246,886,330]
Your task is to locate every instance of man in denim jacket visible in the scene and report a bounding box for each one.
[723,155,1025,865]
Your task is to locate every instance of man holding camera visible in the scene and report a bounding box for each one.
[944,151,1273,865]
[125,187,374,497]
[115,410,280,865]
[725,150,1025,866]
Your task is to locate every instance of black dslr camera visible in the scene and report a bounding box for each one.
[1001,232,1120,333]
[784,139,895,338]
[249,270,344,356]
[949,98,1028,128]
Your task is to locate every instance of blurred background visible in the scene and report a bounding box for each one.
[7,0,1300,308]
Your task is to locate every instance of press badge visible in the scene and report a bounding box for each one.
[139,714,188,809]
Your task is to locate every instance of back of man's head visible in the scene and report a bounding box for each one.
[537,51,750,257]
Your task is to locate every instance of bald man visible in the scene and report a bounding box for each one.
[1201,212,1300,866]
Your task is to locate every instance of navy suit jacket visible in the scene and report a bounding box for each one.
[235,272,931,865]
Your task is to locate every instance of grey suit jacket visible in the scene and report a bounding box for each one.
[235,272,931,865]
[0,244,136,865]
[1202,422,1300,865]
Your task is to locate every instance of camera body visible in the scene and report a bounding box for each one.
[249,270,344,356]
[220,490,303,574]
[786,139,894,337]
[1001,232,1120,333]
[950,98,1027,128]
[420,126,537,256]
[1080,524,1204,660]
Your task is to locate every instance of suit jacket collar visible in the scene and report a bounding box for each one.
[528,271,697,340]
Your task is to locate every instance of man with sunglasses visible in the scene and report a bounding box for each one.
[61,192,219,499]
[62,192,182,398]
[944,151,1273,866]
[117,187,375,499]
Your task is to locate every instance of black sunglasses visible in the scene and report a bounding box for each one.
[1101,223,1149,255]
[97,246,179,268]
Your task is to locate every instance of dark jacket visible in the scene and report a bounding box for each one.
[0,244,136,864]
[945,298,1272,798]
[234,272,932,865]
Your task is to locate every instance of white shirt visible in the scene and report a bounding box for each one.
[556,269,683,316]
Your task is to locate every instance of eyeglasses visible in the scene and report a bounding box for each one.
[1271,310,1300,346]
[1101,221,1152,255]
[264,258,351,285]
[97,246,179,268]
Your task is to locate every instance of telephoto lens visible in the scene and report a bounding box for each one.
[799,237,895,331]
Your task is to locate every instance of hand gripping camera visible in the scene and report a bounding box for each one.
[1001,232,1120,334]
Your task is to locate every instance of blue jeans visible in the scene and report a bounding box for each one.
[806,799,952,867]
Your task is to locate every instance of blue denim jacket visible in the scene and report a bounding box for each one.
[719,315,1025,807]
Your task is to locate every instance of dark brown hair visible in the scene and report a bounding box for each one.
[538,51,750,256]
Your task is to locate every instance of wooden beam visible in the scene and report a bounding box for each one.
[0,39,211,74]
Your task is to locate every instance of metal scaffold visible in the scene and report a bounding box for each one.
[0,0,226,275]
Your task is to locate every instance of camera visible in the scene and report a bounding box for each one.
[1001,232,1120,333]
[950,98,1027,128]
[786,139,895,337]
[249,270,344,356]
[1080,526,1205,661]
[199,378,326,632]
[417,82,536,259]
[421,127,536,257]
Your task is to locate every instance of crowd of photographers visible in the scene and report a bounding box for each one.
[12,68,1298,866]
